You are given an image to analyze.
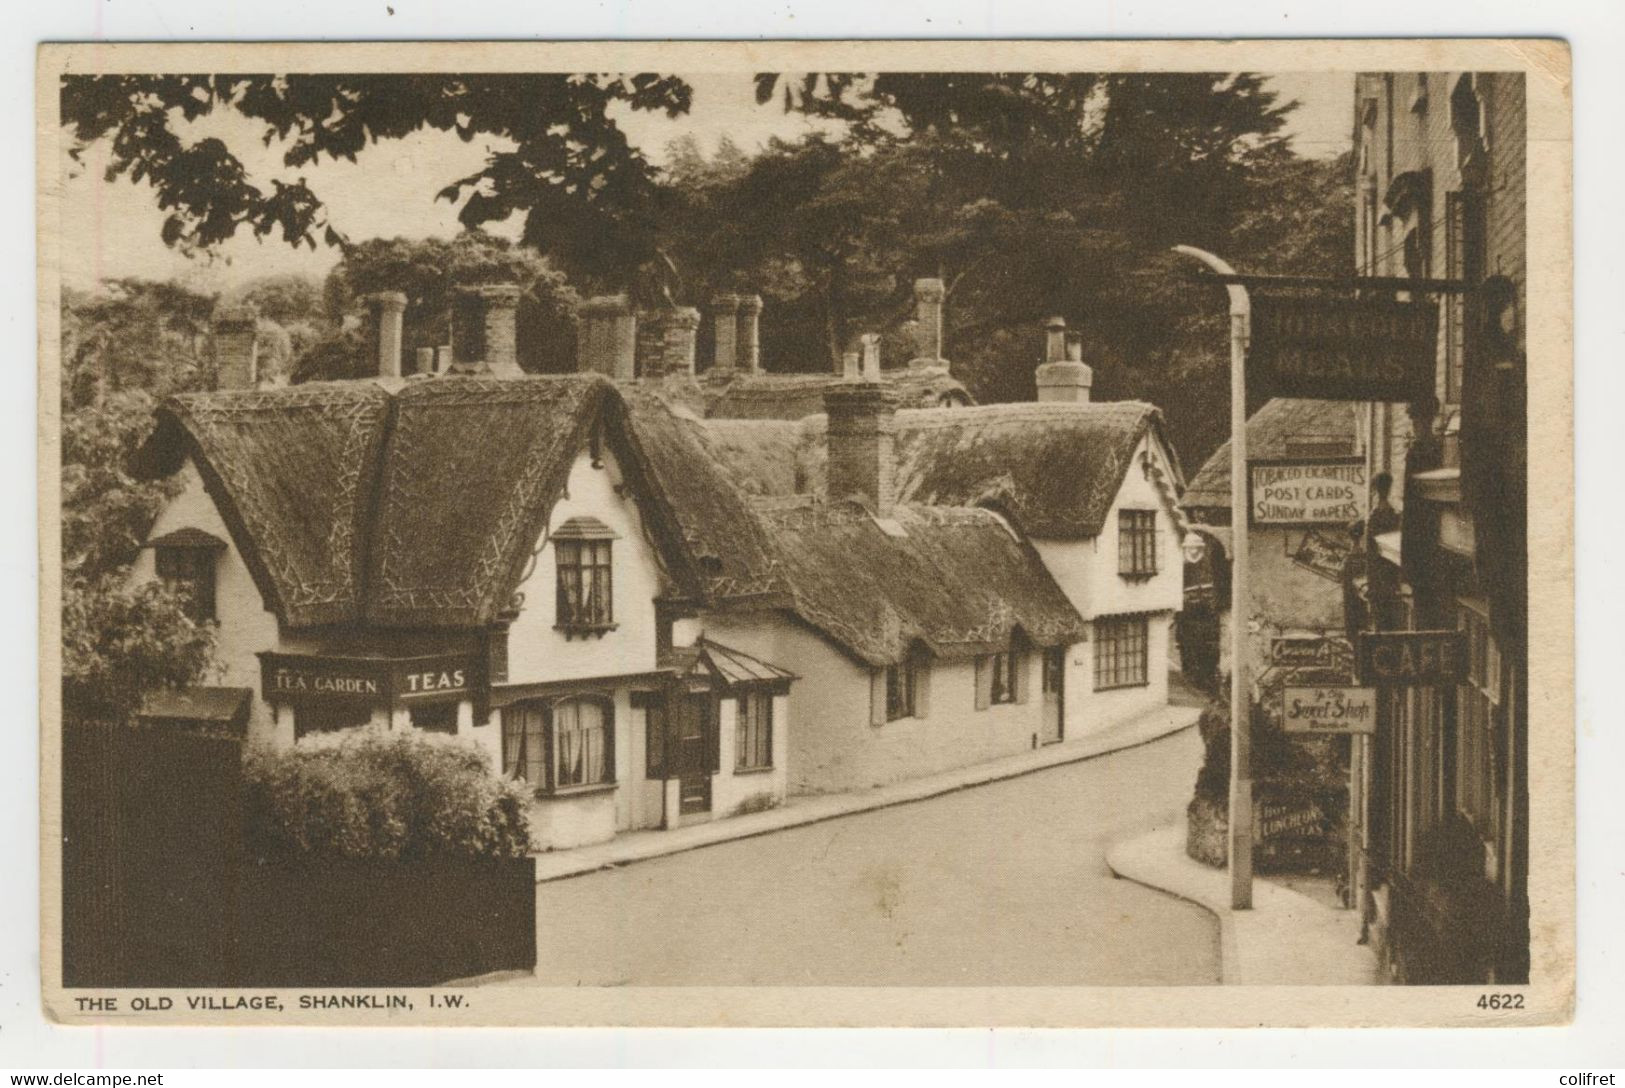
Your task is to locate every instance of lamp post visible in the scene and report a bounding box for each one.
[1172,244,1253,911]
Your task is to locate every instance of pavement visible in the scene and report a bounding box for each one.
[531,699,1202,884]
[1105,822,1381,986]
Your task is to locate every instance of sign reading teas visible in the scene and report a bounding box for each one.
[1281,685,1377,734]
[1249,458,1367,526]
[1250,295,1438,402]
[259,652,475,706]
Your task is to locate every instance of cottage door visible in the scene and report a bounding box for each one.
[1040,647,1065,744]
[675,692,715,816]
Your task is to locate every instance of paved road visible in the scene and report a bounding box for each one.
[534,726,1218,986]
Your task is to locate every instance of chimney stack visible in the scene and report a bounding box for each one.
[1036,316,1093,404]
[636,306,701,378]
[859,332,882,380]
[824,383,899,515]
[708,294,742,375]
[909,278,946,367]
[211,309,259,391]
[737,294,763,374]
[579,294,637,380]
[840,349,861,380]
[414,346,435,377]
[364,291,408,379]
[451,283,522,376]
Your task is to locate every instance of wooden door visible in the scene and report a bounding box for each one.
[674,692,715,815]
[1040,647,1065,744]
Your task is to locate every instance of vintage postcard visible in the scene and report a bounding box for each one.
[35,38,1573,1027]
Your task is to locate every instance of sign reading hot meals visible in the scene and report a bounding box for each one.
[1249,457,1367,526]
[1250,295,1437,402]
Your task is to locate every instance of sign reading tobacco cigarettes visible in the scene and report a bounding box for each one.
[1250,295,1438,402]
[1281,685,1378,734]
[1249,458,1367,526]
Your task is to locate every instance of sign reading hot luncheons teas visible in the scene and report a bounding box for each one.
[1250,295,1438,402]
[1249,458,1367,526]
[1281,686,1378,734]
[259,652,475,706]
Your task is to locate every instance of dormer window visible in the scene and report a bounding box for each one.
[1118,509,1158,578]
[553,516,616,637]
[146,527,226,623]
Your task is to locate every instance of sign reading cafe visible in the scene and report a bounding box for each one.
[1249,458,1367,526]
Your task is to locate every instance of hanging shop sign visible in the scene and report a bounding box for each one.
[259,652,476,706]
[1354,630,1468,686]
[1253,787,1345,874]
[1249,458,1367,527]
[1250,295,1438,402]
[1270,636,1336,669]
[1291,528,1353,583]
[1281,685,1378,735]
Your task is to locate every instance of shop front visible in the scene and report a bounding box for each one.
[255,650,485,747]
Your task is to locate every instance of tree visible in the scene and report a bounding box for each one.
[60,73,693,290]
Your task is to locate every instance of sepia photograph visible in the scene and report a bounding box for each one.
[32,38,1574,1031]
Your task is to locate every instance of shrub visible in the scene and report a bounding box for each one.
[244,728,533,862]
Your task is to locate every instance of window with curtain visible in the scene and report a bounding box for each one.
[1094,616,1150,690]
[1118,509,1157,577]
[735,691,773,771]
[502,696,615,791]
[978,649,1022,707]
[555,538,614,632]
[885,661,916,722]
[156,545,218,623]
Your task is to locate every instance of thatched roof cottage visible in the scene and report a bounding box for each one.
[130,283,1187,849]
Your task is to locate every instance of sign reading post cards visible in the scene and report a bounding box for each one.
[1249,457,1367,526]
[1281,685,1378,734]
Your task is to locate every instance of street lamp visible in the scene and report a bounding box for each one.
[1171,244,1254,912]
[1181,531,1209,566]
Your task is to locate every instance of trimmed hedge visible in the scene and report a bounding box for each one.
[244,727,533,862]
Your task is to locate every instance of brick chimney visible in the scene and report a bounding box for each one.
[909,277,946,367]
[211,310,259,391]
[737,294,763,374]
[708,294,741,374]
[1036,316,1093,404]
[859,332,882,380]
[451,283,523,377]
[413,347,435,377]
[840,349,861,380]
[825,384,899,515]
[636,306,701,378]
[578,294,637,379]
[364,291,407,379]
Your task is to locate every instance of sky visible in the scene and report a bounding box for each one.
[56,72,1354,293]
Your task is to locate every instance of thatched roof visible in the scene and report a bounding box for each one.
[702,366,971,420]
[137,375,786,629]
[702,401,1178,539]
[1182,398,1363,510]
[760,502,1086,666]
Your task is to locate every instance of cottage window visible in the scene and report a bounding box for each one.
[502,694,615,792]
[735,691,773,771]
[294,703,371,740]
[1094,616,1150,690]
[1118,510,1157,578]
[976,648,1026,709]
[410,702,458,735]
[156,544,218,623]
[554,537,614,634]
[885,661,917,722]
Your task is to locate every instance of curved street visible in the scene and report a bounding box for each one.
[533,724,1218,987]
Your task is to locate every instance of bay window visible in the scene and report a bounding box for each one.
[502,694,615,792]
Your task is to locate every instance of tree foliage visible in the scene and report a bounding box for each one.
[61,73,692,289]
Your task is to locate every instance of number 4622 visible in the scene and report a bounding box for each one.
[1477,993,1524,1010]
